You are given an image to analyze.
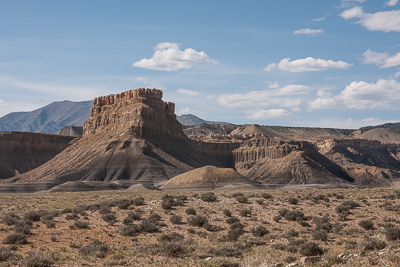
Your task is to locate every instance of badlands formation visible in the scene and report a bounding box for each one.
[1,88,400,192]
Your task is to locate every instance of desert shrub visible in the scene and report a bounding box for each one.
[385,227,400,241]
[203,223,223,232]
[285,229,299,238]
[3,232,28,245]
[312,229,328,241]
[0,246,12,261]
[255,199,264,205]
[273,215,282,223]
[271,243,287,251]
[287,197,299,205]
[187,215,208,227]
[261,192,273,199]
[114,199,132,209]
[25,250,54,267]
[126,211,141,222]
[250,225,269,237]
[1,212,20,226]
[185,208,196,215]
[74,220,90,229]
[239,209,251,217]
[120,224,139,236]
[226,229,243,242]
[278,208,289,217]
[284,210,304,221]
[226,217,240,225]
[138,219,158,233]
[152,241,187,258]
[359,219,375,231]
[230,222,244,232]
[148,213,161,223]
[161,195,175,210]
[362,238,386,251]
[169,215,182,224]
[205,257,239,267]
[65,213,79,220]
[214,243,244,257]
[23,211,41,222]
[298,242,323,256]
[157,232,184,242]
[132,197,145,206]
[14,221,31,235]
[297,219,311,227]
[101,213,116,224]
[79,241,109,258]
[222,209,232,217]
[284,255,297,263]
[236,195,248,204]
[201,192,217,202]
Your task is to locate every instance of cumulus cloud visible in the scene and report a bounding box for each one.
[362,50,400,68]
[176,107,194,114]
[386,0,398,6]
[246,109,293,120]
[293,28,324,35]
[0,99,9,107]
[133,76,164,89]
[133,42,218,71]
[308,79,400,110]
[264,57,352,72]
[340,7,400,32]
[176,89,202,96]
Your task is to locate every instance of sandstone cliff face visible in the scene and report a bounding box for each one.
[234,137,353,184]
[83,88,183,138]
[0,132,75,179]
[2,89,220,191]
[317,139,400,184]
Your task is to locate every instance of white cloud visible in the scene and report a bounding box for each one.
[0,99,9,107]
[176,89,202,97]
[133,76,165,89]
[263,63,276,72]
[386,0,398,6]
[395,70,400,78]
[266,81,279,89]
[264,57,352,72]
[313,16,326,22]
[246,109,293,120]
[362,49,400,68]
[213,84,309,109]
[293,28,324,35]
[133,42,218,71]
[176,107,194,114]
[308,79,400,110]
[340,7,400,32]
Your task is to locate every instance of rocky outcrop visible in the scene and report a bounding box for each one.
[2,89,220,192]
[84,88,182,138]
[189,140,240,167]
[0,132,76,179]
[317,139,400,184]
[56,126,83,136]
[234,137,354,184]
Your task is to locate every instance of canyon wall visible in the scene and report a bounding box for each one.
[0,132,76,179]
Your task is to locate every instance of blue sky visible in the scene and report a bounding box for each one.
[1,0,400,128]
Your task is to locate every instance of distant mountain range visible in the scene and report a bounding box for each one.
[0,100,93,133]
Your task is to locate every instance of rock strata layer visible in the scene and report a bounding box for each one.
[0,132,76,179]
[2,88,219,192]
